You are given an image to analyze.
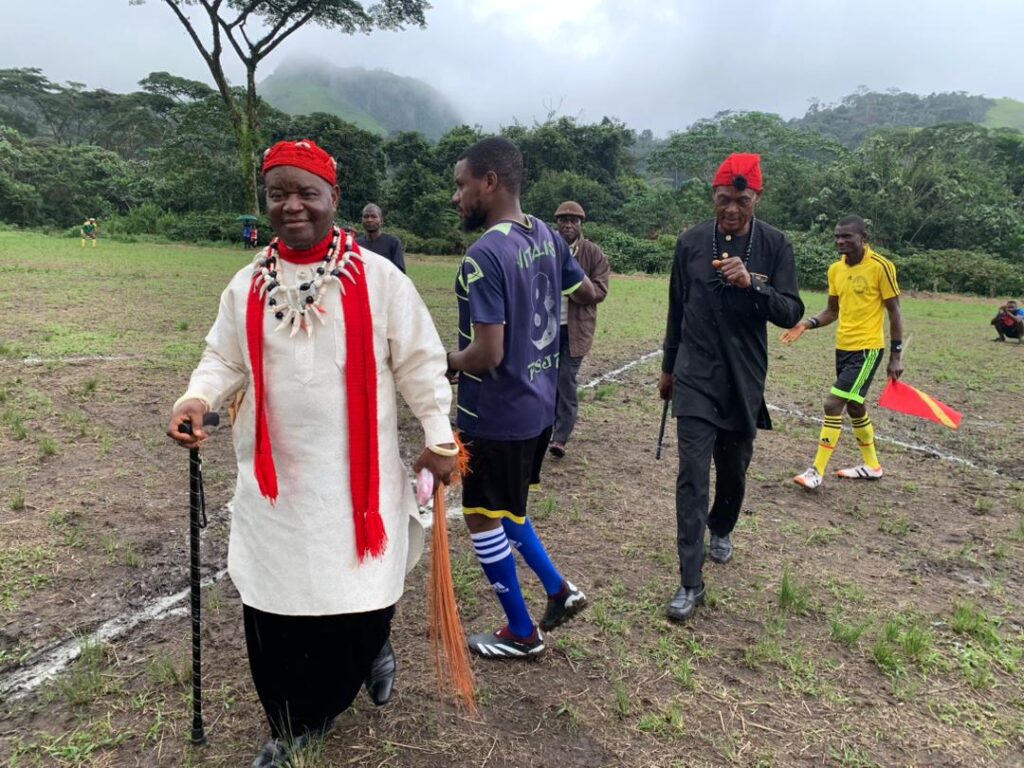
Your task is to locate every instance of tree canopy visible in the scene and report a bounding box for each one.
[130,0,429,213]
[0,69,1022,294]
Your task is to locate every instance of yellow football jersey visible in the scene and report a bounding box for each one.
[827,246,900,351]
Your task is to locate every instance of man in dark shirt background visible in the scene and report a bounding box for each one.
[658,153,803,622]
[357,203,406,273]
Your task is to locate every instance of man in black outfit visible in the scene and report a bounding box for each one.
[357,203,406,273]
[658,153,804,622]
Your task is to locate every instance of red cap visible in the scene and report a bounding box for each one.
[262,139,338,185]
[712,153,763,192]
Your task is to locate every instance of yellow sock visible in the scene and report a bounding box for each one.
[813,415,843,475]
[851,415,881,469]
[80,239,85,248]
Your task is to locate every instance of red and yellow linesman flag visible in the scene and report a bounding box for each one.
[878,380,962,430]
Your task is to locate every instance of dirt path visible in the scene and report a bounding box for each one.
[2,354,1023,767]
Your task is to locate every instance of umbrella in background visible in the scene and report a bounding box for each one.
[236,214,258,222]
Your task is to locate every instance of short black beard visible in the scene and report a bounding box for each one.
[460,206,487,232]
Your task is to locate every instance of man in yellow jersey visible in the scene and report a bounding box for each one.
[782,215,904,488]
[80,218,98,247]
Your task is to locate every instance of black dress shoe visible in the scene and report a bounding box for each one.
[709,534,733,564]
[364,640,396,706]
[251,733,311,768]
[665,583,706,622]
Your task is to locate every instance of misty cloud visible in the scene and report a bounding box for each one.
[5,0,1023,135]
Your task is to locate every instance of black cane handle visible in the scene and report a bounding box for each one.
[178,412,221,436]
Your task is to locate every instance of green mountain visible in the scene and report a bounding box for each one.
[985,97,1024,132]
[790,90,1024,147]
[259,59,461,140]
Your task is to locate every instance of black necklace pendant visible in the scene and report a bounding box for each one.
[711,218,756,288]
[712,218,756,266]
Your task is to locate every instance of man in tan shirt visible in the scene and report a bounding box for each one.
[549,201,610,458]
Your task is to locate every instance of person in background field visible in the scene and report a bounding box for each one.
[659,153,803,623]
[447,137,596,659]
[783,215,905,488]
[80,217,98,248]
[242,221,253,249]
[249,224,259,249]
[356,203,406,273]
[991,299,1024,343]
[166,139,456,768]
[548,201,610,459]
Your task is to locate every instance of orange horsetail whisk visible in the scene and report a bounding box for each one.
[427,435,477,713]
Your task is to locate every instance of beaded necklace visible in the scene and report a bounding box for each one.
[250,225,364,337]
[711,217,756,267]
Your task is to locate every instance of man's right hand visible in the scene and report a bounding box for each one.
[445,351,459,384]
[780,322,809,345]
[658,372,673,401]
[167,399,209,448]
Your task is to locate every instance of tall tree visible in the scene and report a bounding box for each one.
[133,1,429,214]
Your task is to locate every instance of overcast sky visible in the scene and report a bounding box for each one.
[6,1,1023,135]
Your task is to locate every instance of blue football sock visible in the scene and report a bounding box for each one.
[471,528,534,638]
[501,517,565,597]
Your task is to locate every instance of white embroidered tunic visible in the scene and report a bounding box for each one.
[178,249,453,616]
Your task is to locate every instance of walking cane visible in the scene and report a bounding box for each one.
[178,412,220,746]
[655,398,670,460]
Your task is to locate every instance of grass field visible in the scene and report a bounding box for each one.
[1,230,1023,767]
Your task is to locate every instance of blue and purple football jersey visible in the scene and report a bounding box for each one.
[455,216,586,440]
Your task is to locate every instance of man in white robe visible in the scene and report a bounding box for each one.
[167,139,456,768]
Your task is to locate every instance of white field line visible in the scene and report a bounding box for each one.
[579,350,663,390]
[420,356,662,526]
[1,354,138,367]
[423,355,662,525]
[592,349,987,470]
[0,569,229,702]
[0,349,986,700]
[762,402,984,471]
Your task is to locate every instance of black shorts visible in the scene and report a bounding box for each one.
[1000,323,1022,338]
[461,427,551,524]
[832,349,883,404]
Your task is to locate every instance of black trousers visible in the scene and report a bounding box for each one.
[243,603,394,739]
[675,416,755,587]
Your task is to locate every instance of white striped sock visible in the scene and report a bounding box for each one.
[471,528,513,565]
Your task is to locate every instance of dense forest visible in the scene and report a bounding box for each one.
[790,90,999,148]
[1,66,1022,295]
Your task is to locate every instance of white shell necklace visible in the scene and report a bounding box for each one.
[251,225,364,338]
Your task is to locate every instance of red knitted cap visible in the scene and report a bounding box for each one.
[262,139,338,185]
[712,153,763,192]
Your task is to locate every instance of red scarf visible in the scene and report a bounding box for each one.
[245,228,385,561]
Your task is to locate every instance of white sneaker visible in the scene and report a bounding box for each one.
[836,465,884,480]
[793,467,823,489]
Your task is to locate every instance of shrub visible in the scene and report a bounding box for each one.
[162,212,251,244]
[585,222,674,274]
[789,233,1024,297]
[388,226,467,256]
[896,249,1024,296]
[788,230,836,290]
